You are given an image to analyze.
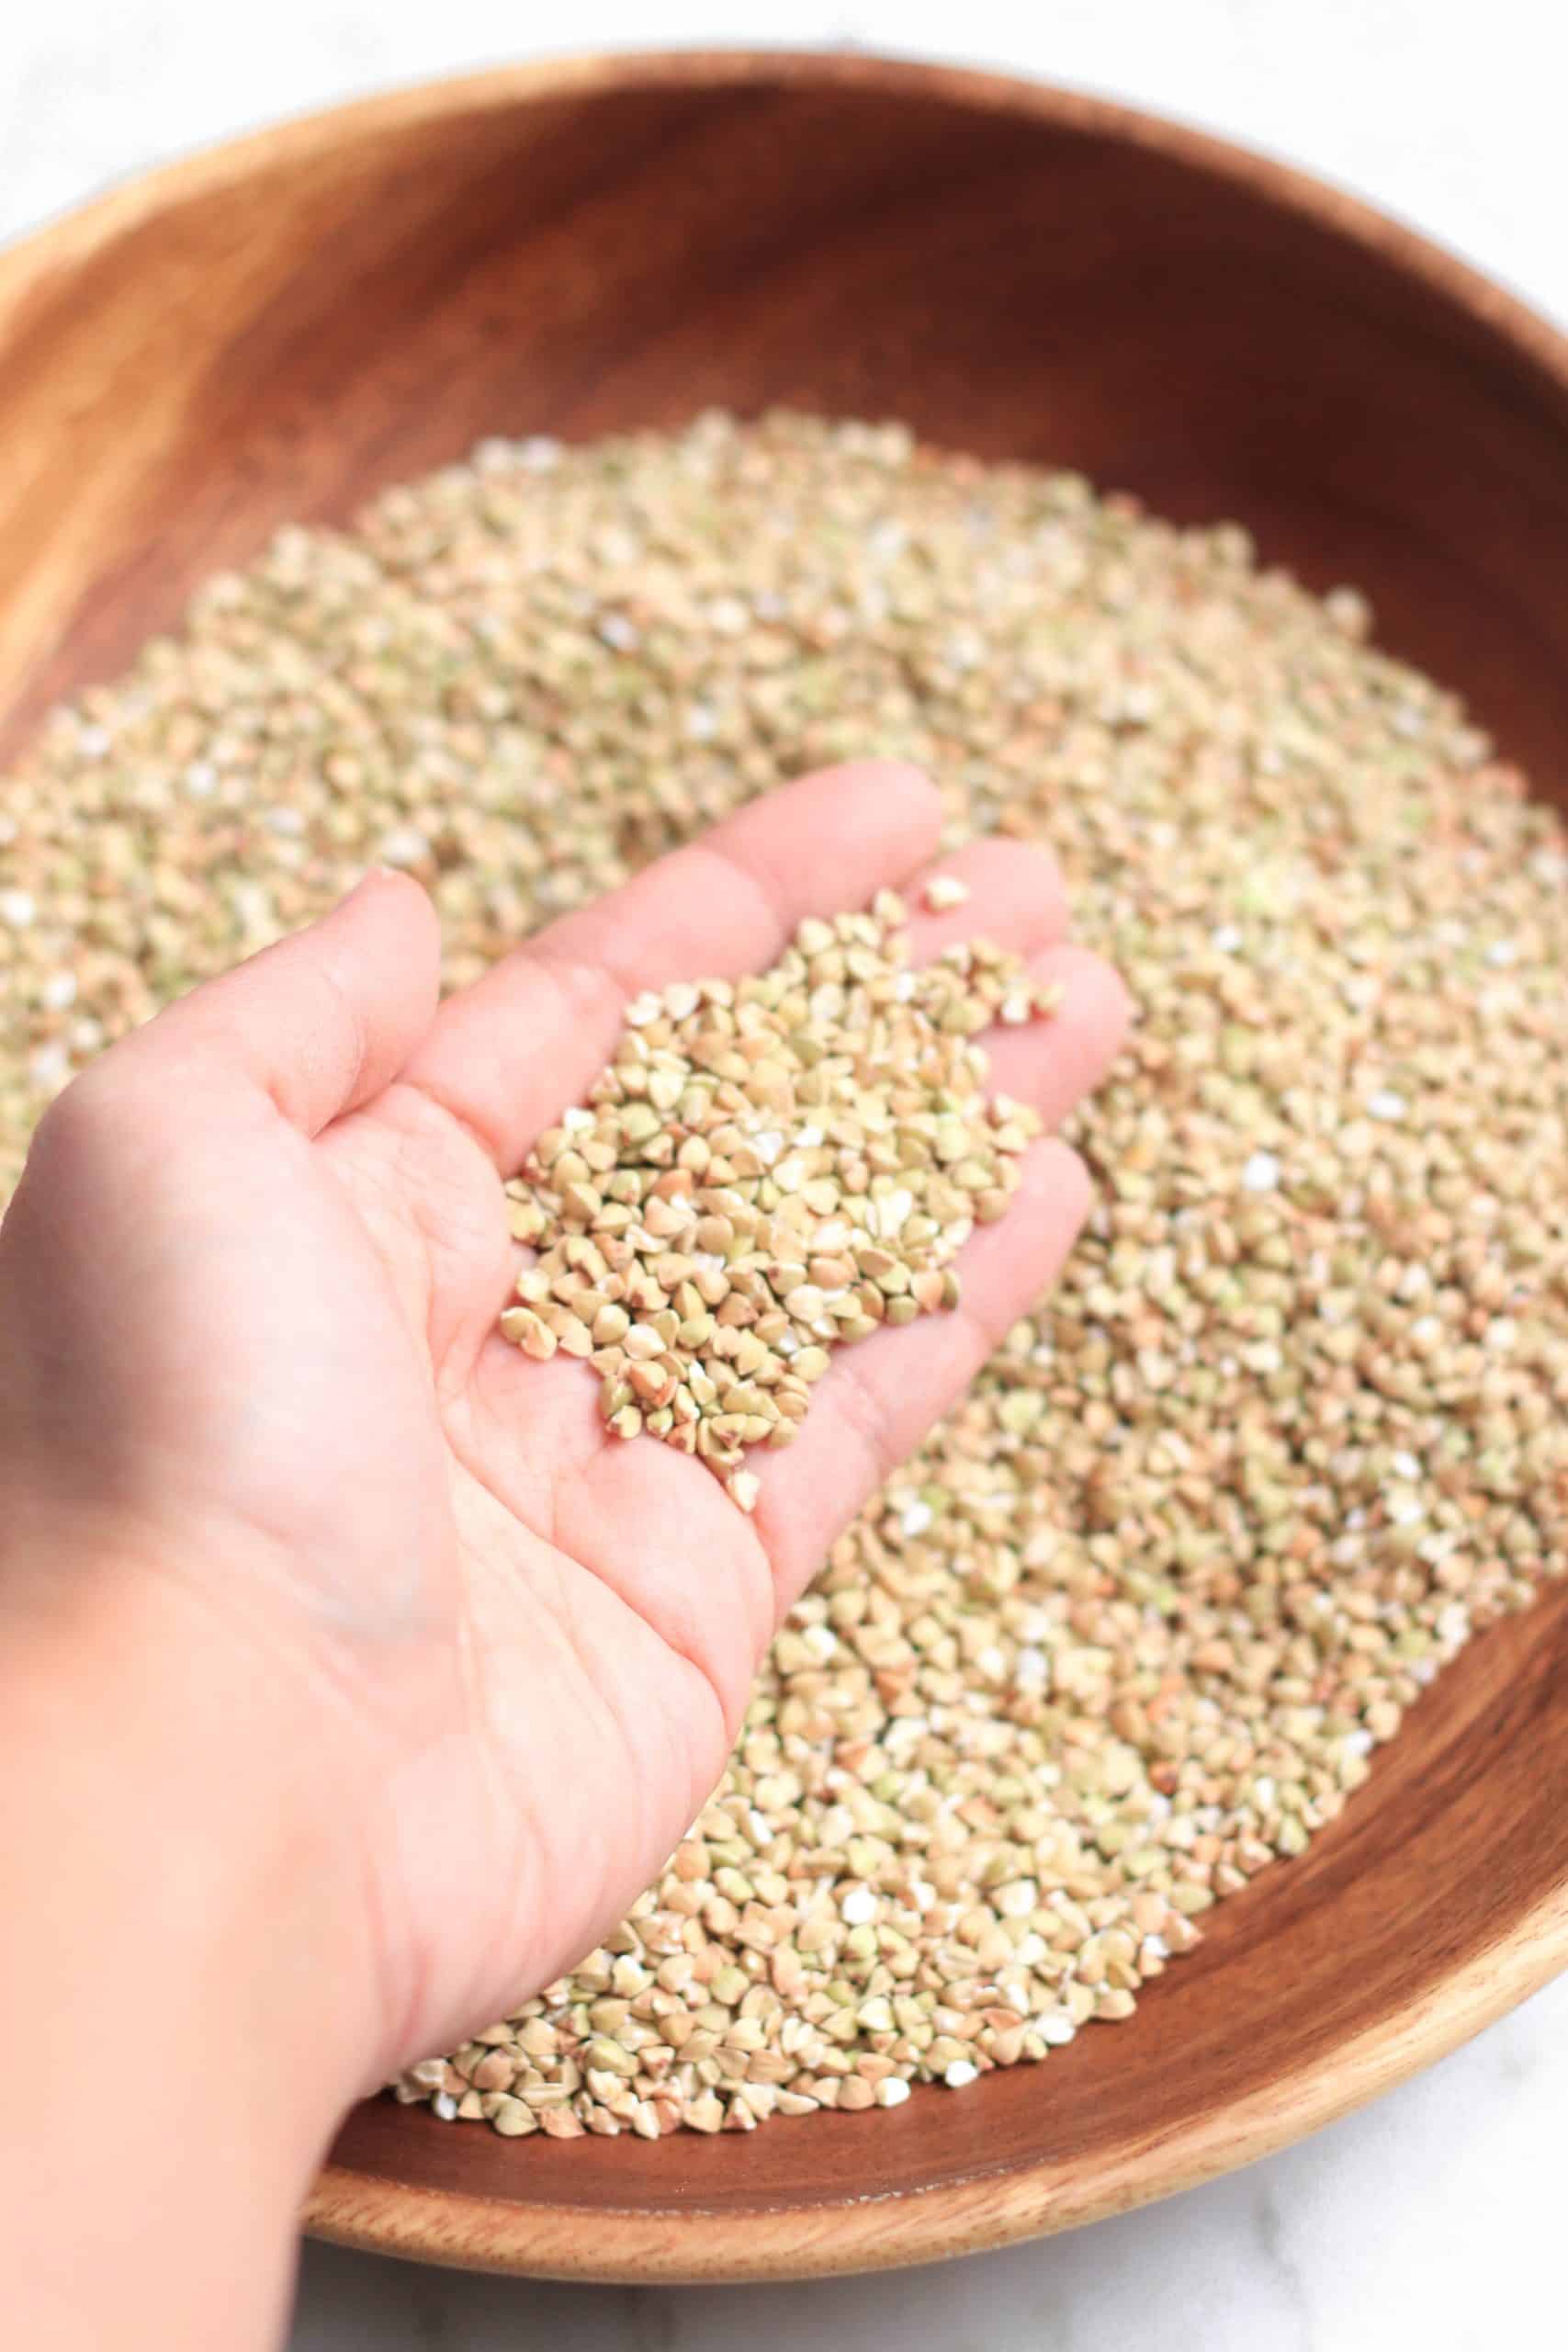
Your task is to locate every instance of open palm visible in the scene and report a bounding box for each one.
[0,763,1126,2083]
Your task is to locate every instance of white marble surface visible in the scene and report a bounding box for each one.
[6,6,1565,2346]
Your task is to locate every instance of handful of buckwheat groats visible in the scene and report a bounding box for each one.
[498,889,1058,1510]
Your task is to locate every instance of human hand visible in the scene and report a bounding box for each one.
[0,762,1127,2109]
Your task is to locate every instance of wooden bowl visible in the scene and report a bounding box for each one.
[4,50,1567,2284]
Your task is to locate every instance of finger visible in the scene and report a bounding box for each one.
[87,870,441,1136]
[755,1139,1095,1597]
[400,761,942,1171]
[982,944,1134,1127]
[899,839,1068,965]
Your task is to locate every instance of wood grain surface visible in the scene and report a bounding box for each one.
[2,49,1566,2283]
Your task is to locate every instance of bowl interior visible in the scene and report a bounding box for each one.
[3,53,1566,2278]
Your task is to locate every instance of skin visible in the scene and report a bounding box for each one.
[0,763,1127,2349]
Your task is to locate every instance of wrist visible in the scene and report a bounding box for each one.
[0,1533,382,2099]
[0,1539,380,2346]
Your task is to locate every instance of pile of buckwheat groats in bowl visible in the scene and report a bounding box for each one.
[2,411,1566,2143]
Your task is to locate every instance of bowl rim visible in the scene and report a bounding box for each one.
[3,40,1565,387]
[6,43,1567,2286]
[310,1874,1568,2279]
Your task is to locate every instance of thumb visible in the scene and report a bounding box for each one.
[99,869,443,1136]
